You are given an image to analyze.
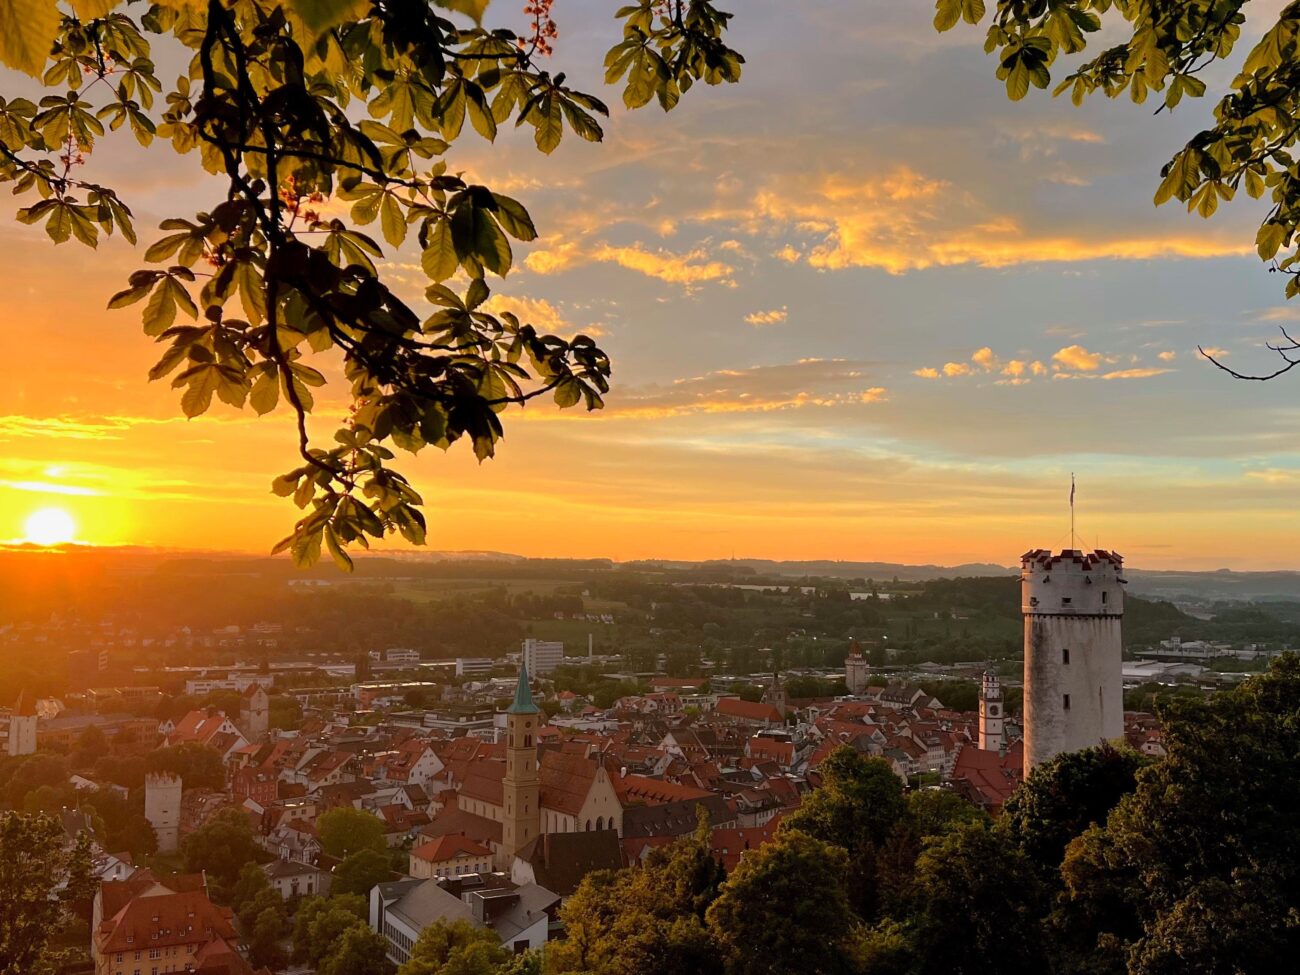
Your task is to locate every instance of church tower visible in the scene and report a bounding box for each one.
[499,664,541,868]
[1021,549,1125,775]
[5,690,37,756]
[977,672,1004,752]
[763,671,787,719]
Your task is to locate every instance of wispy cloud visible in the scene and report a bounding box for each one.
[744,307,788,326]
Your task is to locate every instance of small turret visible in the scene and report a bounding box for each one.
[978,672,1004,752]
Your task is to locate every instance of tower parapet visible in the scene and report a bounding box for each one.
[1021,549,1126,776]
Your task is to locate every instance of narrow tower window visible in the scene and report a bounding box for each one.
[1101,591,1108,604]
[1063,693,1071,710]
[1062,648,1070,665]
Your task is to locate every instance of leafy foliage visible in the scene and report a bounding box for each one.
[705,829,858,975]
[937,0,1300,370]
[0,812,92,975]
[0,0,744,566]
[182,805,259,888]
[397,918,511,975]
[317,805,386,858]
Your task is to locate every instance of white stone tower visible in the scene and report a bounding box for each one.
[1021,548,1125,775]
[239,684,269,741]
[499,664,541,868]
[977,672,1004,752]
[144,772,182,854]
[844,641,870,695]
[5,690,37,756]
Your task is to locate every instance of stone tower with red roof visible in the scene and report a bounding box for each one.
[1021,548,1125,775]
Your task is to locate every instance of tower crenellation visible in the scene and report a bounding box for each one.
[1021,548,1125,775]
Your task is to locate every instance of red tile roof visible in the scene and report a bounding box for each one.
[411,833,493,863]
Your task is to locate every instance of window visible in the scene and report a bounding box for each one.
[150,949,161,959]
[1063,694,1071,710]
[1061,596,1072,605]
[1062,648,1070,665]
[1102,591,1108,604]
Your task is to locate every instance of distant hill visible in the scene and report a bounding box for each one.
[622,558,1014,582]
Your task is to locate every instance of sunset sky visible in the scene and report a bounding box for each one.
[3,1,1300,569]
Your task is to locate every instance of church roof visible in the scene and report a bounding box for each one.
[506,665,539,715]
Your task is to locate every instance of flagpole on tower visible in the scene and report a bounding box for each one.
[1070,473,1076,549]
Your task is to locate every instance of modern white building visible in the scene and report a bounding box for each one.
[522,639,565,676]
[1021,548,1125,775]
[370,875,558,965]
[456,657,496,677]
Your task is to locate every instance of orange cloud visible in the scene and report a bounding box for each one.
[1052,344,1105,372]
[913,367,941,379]
[744,307,789,326]
[743,166,1252,274]
[1101,367,1173,380]
[526,240,734,288]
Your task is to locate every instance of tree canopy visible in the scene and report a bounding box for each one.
[938,0,1300,379]
[0,812,92,975]
[0,0,743,566]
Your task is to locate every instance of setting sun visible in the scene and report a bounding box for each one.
[23,507,78,546]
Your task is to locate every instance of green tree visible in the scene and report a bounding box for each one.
[1056,654,1300,974]
[554,818,724,975]
[705,829,856,975]
[332,847,394,898]
[147,742,227,790]
[1000,742,1141,875]
[905,789,988,839]
[2,754,68,808]
[293,894,369,967]
[318,806,387,859]
[782,747,906,857]
[0,0,743,567]
[249,905,290,971]
[779,746,908,918]
[937,1,1300,374]
[0,811,92,975]
[182,806,258,888]
[71,725,108,769]
[909,821,1047,975]
[318,922,391,975]
[397,918,509,975]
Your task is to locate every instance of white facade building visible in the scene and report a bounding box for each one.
[522,639,565,676]
[456,657,496,677]
[1021,548,1125,775]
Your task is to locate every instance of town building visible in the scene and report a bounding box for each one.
[456,657,496,677]
[521,639,565,676]
[238,683,270,741]
[92,871,264,975]
[370,874,558,965]
[409,834,495,879]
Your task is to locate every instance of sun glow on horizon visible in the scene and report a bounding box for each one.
[23,507,78,546]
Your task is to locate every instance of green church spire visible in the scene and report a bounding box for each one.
[507,662,540,715]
